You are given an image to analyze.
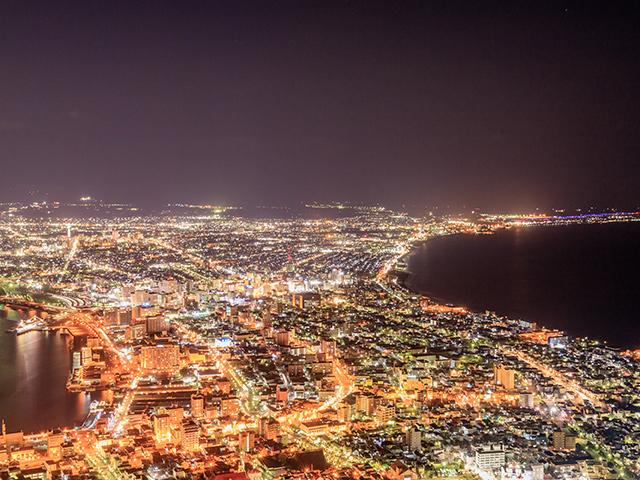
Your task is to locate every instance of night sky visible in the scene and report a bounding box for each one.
[2,1,640,212]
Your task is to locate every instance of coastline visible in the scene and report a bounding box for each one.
[390,224,640,350]
[391,248,477,311]
[0,319,99,433]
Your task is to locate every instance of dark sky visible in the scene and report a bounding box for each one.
[2,1,640,212]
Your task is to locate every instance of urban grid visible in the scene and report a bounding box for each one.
[0,201,639,480]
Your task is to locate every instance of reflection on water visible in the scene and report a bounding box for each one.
[405,223,640,349]
[0,311,111,433]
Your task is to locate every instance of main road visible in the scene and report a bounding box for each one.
[502,346,603,408]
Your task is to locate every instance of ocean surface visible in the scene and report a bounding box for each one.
[404,222,640,349]
[0,309,110,433]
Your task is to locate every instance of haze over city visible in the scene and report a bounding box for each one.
[2,1,640,212]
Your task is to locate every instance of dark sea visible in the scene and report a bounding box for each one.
[0,309,111,433]
[404,222,640,349]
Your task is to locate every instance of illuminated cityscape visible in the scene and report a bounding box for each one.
[0,203,639,479]
[2,1,640,479]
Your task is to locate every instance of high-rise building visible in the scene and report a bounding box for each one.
[265,419,281,440]
[494,364,515,390]
[337,403,351,423]
[47,429,64,458]
[166,407,184,429]
[531,463,544,480]
[276,386,288,402]
[292,293,321,309]
[154,414,171,443]
[553,431,565,450]
[221,396,239,418]
[149,293,165,307]
[81,347,92,366]
[565,435,576,450]
[126,322,147,341]
[311,362,332,375]
[205,405,218,420]
[217,378,231,394]
[275,330,290,346]
[238,431,255,452]
[159,279,178,294]
[131,290,150,307]
[553,431,576,450]
[191,393,204,419]
[263,310,271,328]
[520,392,534,409]
[320,338,336,358]
[146,315,168,335]
[375,403,395,426]
[180,421,199,451]
[406,429,421,451]
[72,351,82,371]
[140,344,180,370]
[356,393,376,415]
[475,445,506,470]
[103,307,133,326]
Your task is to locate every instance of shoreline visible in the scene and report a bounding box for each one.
[0,320,97,434]
[390,228,635,350]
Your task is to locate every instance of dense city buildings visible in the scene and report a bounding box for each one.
[0,203,639,479]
